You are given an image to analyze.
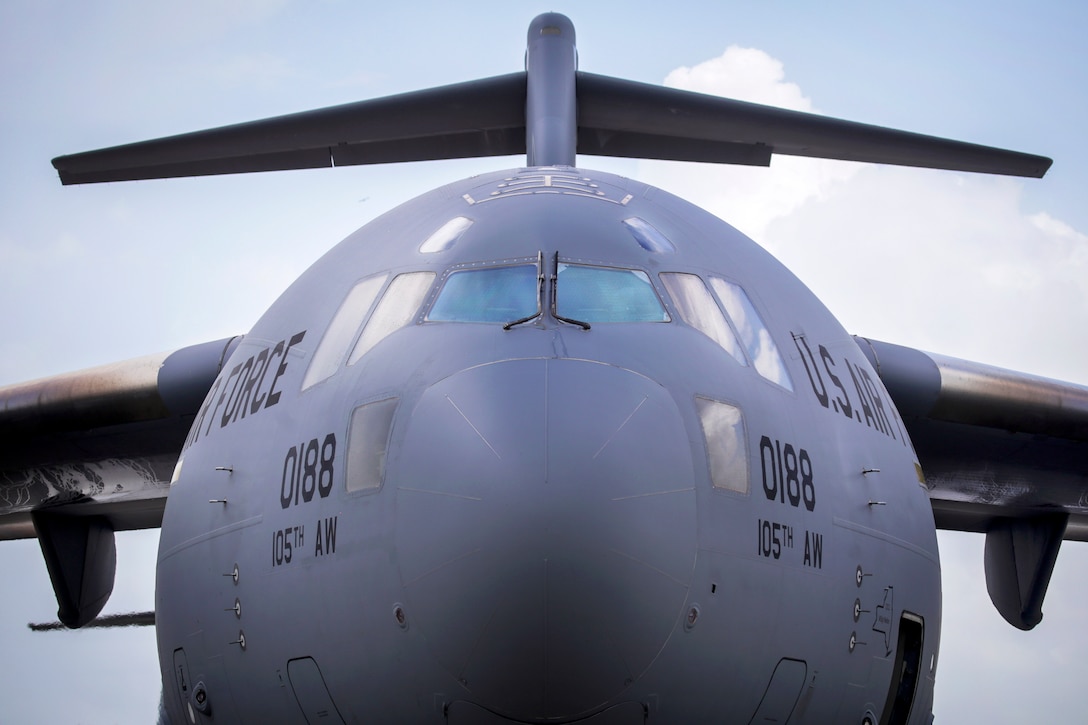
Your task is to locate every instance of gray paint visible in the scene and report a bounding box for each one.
[525,13,577,167]
[153,166,940,722]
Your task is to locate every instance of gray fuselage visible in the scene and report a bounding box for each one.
[157,166,939,724]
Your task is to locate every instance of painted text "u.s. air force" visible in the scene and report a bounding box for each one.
[184,331,307,450]
[791,334,906,446]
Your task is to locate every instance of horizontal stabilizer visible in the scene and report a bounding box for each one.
[53,74,527,184]
[52,65,1051,183]
[575,72,1052,177]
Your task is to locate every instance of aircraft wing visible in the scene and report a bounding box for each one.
[855,336,1088,629]
[854,336,1088,539]
[0,336,239,542]
[0,336,238,626]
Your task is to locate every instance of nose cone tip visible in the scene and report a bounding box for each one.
[392,359,697,719]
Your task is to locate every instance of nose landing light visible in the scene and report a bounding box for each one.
[392,359,697,720]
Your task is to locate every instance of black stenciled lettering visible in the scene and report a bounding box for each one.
[249,345,277,414]
[758,519,786,560]
[819,345,853,419]
[859,367,895,440]
[231,354,263,424]
[280,445,298,510]
[800,449,815,511]
[784,444,801,507]
[847,362,877,430]
[325,516,336,554]
[775,439,785,504]
[318,434,336,498]
[759,435,816,511]
[185,377,221,450]
[244,347,270,413]
[316,516,338,557]
[792,334,829,408]
[804,530,823,569]
[301,438,318,503]
[760,436,777,502]
[265,330,306,409]
[803,337,908,444]
[226,356,255,425]
[294,441,304,506]
[280,433,336,509]
[855,364,888,435]
[218,360,249,429]
[272,527,305,567]
[210,363,243,434]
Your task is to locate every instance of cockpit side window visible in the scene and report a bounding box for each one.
[708,278,793,391]
[302,274,388,390]
[427,265,538,323]
[345,397,399,493]
[660,273,746,364]
[696,397,749,494]
[556,264,669,323]
[348,272,435,365]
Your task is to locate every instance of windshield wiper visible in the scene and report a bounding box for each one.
[550,251,591,330]
[503,251,545,330]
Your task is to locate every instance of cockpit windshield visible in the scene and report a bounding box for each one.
[427,258,668,324]
[555,264,668,323]
[427,264,539,323]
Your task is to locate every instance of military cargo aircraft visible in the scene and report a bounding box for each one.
[2,9,1086,725]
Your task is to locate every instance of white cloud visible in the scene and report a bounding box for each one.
[763,165,1088,378]
[636,47,1088,382]
[1030,210,1088,248]
[638,47,859,241]
[664,46,813,111]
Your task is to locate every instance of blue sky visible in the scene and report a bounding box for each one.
[1,1,1086,723]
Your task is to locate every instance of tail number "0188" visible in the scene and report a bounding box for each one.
[280,434,336,509]
[760,436,815,511]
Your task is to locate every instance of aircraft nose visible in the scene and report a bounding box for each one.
[391,358,697,720]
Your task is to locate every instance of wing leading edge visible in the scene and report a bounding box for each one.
[855,336,1088,629]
